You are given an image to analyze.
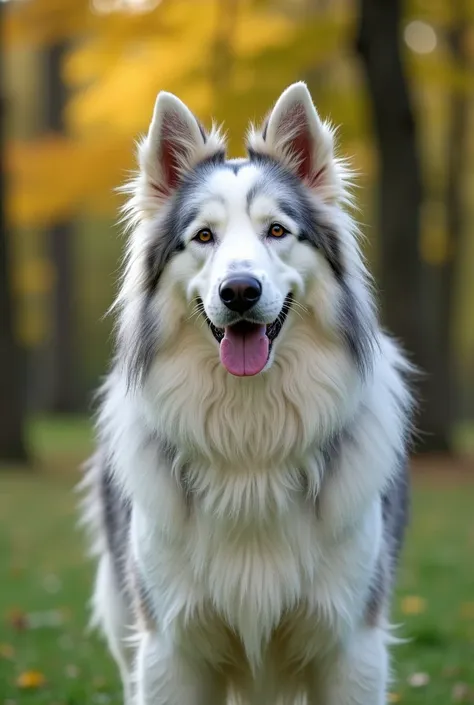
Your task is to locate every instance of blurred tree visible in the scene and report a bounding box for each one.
[444,1,472,420]
[356,0,453,453]
[420,3,472,452]
[43,42,78,413]
[0,1,28,463]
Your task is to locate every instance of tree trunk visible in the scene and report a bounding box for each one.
[0,3,28,462]
[43,43,77,413]
[421,8,469,452]
[356,0,452,452]
[444,9,469,434]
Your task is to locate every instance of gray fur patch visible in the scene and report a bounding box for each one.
[89,433,193,605]
[99,462,131,593]
[365,457,410,625]
[128,556,156,631]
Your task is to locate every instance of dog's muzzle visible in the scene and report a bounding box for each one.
[199,293,293,377]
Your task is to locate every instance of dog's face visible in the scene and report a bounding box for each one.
[174,160,325,377]
[119,83,373,383]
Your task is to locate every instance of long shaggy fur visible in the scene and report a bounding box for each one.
[80,83,412,705]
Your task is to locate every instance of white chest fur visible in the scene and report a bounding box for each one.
[131,464,382,670]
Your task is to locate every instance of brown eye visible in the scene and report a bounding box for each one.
[195,228,214,244]
[268,223,288,239]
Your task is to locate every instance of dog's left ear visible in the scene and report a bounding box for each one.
[138,92,226,198]
[247,82,343,202]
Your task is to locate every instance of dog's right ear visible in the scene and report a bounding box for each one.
[246,83,349,204]
[138,92,226,198]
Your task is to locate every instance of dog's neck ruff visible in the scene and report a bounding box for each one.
[137,320,362,470]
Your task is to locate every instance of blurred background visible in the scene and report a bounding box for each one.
[0,0,473,703]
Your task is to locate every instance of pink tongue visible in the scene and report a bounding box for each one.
[220,325,269,376]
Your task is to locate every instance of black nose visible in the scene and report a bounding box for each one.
[219,275,262,313]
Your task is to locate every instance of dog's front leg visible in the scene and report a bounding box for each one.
[309,627,388,705]
[134,630,225,705]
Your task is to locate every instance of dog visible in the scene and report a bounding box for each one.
[80,82,412,705]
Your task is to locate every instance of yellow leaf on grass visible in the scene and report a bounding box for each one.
[17,670,47,689]
[401,595,426,615]
[388,693,401,703]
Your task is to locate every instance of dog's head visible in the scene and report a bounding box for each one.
[117,83,375,385]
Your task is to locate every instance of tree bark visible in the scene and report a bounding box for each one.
[356,0,452,452]
[43,43,77,413]
[421,8,469,451]
[0,2,28,462]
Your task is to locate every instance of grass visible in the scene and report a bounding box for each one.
[0,420,473,704]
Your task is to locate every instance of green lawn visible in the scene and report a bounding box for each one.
[0,421,473,703]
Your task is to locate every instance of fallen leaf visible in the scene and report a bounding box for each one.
[408,672,430,688]
[17,670,47,689]
[400,595,427,615]
[452,682,470,701]
[6,608,28,631]
[388,693,401,703]
[0,643,15,659]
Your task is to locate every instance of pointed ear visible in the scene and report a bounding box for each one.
[138,91,225,197]
[247,82,346,202]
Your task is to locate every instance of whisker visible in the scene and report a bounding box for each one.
[187,300,205,323]
[291,300,309,315]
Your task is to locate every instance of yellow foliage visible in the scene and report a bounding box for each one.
[13,259,55,296]
[5,0,91,47]
[63,1,300,139]
[8,136,132,226]
[7,0,357,226]
[8,0,469,227]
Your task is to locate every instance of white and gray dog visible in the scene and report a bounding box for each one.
[80,82,412,705]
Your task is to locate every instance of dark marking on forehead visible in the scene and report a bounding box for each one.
[225,158,249,175]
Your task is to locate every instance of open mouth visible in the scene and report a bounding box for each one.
[200,294,293,377]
